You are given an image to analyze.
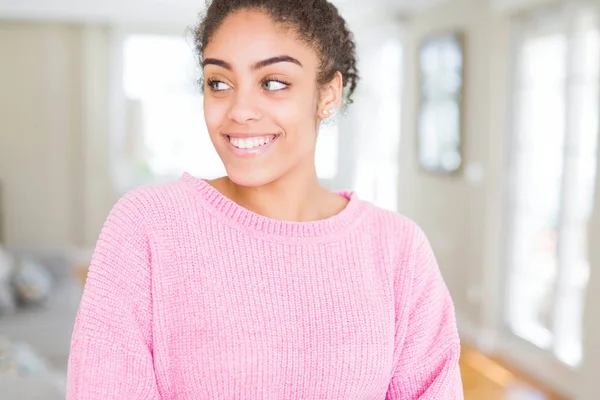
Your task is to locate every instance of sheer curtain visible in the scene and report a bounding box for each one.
[351,31,403,211]
[506,3,599,368]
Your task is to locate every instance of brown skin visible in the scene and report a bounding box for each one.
[202,9,348,222]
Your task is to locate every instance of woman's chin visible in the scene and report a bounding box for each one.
[224,165,281,188]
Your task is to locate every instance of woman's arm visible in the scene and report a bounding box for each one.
[386,227,463,400]
[67,191,161,399]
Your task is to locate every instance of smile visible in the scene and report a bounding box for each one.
[226,134,278,149]
[224,134,280,157]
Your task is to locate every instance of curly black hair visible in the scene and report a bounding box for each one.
[192,0,360,105]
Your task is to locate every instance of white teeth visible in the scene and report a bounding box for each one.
[230,135,274,149]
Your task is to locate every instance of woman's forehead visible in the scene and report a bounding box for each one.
[203,10,319,70]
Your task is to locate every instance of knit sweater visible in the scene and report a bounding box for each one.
[67,173,463,399]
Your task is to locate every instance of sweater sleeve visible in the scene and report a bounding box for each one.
[386,226,463,400]
[67,191,160,399]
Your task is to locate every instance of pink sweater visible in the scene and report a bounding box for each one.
[67,173,463,399]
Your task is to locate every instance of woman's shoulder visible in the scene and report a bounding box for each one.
[108,176,198,227]
[359,201,427,241]
[360,203,442,292]
[353,201,434,266]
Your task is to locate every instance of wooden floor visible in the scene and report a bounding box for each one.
[460,346,568,400]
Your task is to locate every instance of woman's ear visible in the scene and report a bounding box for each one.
[318,71,343,119]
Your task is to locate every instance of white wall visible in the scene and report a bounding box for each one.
[79,26,115,248]
[0,21,114,253]
[579,136,600,400]
[491,0,562,12]
[400,0,511,335]
[0,22,83,249]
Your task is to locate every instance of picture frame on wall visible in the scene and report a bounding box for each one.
[417,31,465,174]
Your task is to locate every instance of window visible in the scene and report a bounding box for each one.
[506,5,599,367]
[352,37,403,211]
[119,33,339,185]
[122,34,223,181]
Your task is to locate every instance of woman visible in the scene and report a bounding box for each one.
[67,0,463,398]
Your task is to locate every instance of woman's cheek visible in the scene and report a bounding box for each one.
[269,97,308,127]
[203,98,227,133]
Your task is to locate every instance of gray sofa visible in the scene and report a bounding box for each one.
[0,251,82,400]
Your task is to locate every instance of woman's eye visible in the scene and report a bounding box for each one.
[208,80,231,91]
[263,80,288,91]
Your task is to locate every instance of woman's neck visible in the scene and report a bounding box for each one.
[208,171,348,222]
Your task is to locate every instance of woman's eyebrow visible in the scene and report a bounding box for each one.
[252,55,303,70]
[202,55,303,70]
[202,58,232,70]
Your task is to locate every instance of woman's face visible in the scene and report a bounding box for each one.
[202,10,338,187]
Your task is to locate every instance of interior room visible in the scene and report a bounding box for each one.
[1,0,599,398]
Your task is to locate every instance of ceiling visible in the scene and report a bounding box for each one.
[0,0,446,26]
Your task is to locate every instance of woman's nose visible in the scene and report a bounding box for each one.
[227,87,262,124]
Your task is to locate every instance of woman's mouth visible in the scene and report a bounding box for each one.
[224,134,280,157]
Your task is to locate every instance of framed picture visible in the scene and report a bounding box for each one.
[417,31,465,174]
